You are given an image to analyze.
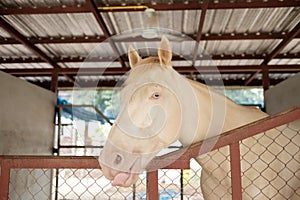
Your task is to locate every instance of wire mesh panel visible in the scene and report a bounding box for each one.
[182,159,203,200]
[8,168,146,200]
[240,122,300,200]
[9,169,52,200]
[195,146,232,199]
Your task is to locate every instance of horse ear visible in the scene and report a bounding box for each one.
[158,36,172,67]
[128,45,141,68]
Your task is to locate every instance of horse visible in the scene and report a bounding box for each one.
[99,37,300,199]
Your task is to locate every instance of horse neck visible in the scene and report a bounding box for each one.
[184,79,268,144]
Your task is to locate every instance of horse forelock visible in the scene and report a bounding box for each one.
[123,57,170,87]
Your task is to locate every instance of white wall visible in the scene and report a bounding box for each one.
[0,71,55,155]
[0,71,55,199]
[265,72,300,115]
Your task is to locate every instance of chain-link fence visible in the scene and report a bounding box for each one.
[8,168,147,200]
[1,108,300,200]
[7,163,203,200]
[241,122,300,199]
[188,120,300,199]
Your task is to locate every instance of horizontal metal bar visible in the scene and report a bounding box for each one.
[0,155,189,169]
[2,65,300,76]
[155,107,300,167]
[0,53,298,64]
[1,32,298,45]
[59,145,104,149]
[0,1,298,15]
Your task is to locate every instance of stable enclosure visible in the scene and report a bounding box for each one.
[0,0,300,200]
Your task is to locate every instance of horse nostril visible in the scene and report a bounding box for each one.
[114,154,122,165]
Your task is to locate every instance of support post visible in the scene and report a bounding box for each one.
[229,143,242,200]
[147,170,159,200]
[50,69,58,93]
[262,64,270,91]
[0,159,10,200]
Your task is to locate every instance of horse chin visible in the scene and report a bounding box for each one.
[100,162,140,187]
[112,172,139,187]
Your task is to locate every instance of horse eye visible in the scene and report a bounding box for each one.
[152,93,160,99]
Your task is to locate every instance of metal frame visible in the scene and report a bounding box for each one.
[2,65,300,76]
[1,107,299,200]
[244,21,300,86]
[0,1,298,15]
[1,33,299,45]
[0,0,299,87]
[86,0,126,68]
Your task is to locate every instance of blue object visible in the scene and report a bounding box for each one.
[57,97,105,123]
[127,189,179,200]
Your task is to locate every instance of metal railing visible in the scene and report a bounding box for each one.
[1,107,299,199]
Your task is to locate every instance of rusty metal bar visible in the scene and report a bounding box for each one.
[263,22,300,65]
[86,0,126,68]
[157,107,300,166]
[192,0,209,67]
[245,21,300,86]
[147,170,159,200]
[0,155,189,170]
[3,65,300,77]
[0,16,75,83]
[1,53,298,64]
[50,69,59,93]
[262,64,270,91]
[229,143,242,200]
[1,33,300,45]
[0,5,90,15]
[0,1,298,15]
[0,17,59,69]
[0,160,10,200]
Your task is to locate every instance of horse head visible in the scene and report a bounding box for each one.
[99,37,199,187]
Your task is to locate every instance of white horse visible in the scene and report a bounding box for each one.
[99,37,300,199]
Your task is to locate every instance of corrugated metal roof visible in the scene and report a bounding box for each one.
[203,8,300,34]
[0,1,298,86]
[0,63,52,69]
[0,0,86,8]
[2,14,103,37]
[0,44,39,56]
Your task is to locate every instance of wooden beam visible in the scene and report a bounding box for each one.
[86,0,126,68]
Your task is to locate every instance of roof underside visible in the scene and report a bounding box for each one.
[0,0,299,89]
